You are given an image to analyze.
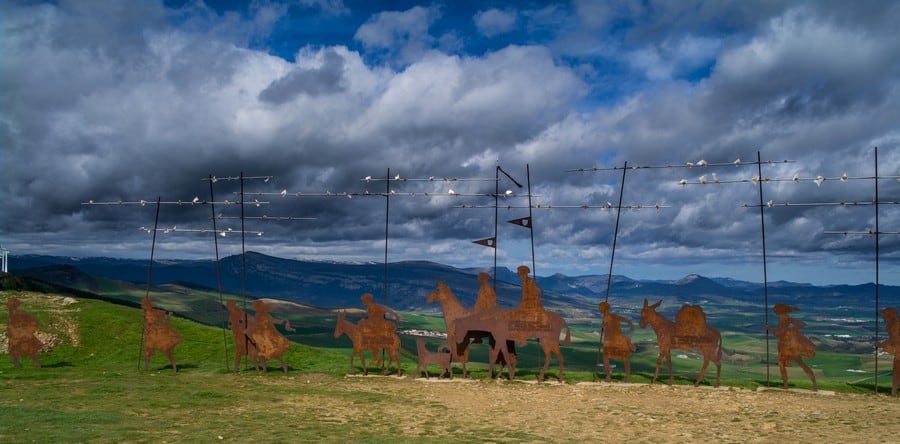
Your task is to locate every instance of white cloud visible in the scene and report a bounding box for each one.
[474,8,518,37]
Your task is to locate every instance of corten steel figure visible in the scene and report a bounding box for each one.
[879,307,900,396]
[450,266,571,382]
[473,272,498,312]
[246,299,295,373]
[333,310,402,376]
[225,300,260,372]
[415,338,453,379]
[427,279,509,378]
[599,301,636,383]
[768,303,817,391]
[640,299,723,387]
[6,298,43,368]
[141,296,182,372]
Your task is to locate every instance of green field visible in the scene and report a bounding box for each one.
[2,289,897,442]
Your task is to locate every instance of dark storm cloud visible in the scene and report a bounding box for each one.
[258,48,346,103]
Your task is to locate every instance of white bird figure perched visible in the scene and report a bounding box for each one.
[733,158,741,166]
[394,173,400,180]
[364,176,372,182]
[264,177,270,183]
[751,175,759,184]
[606,201,613,208]
[140,200,146,206]
[792,174,799,182]
[815,175,824,187]
[192,196,199,204]
[699,175,708,184]
[280,189,287,197]
[390,189,396,195]
[679,179,688,186]
[504,189,513,197]
[841,173,848,182]
[712,173,719,184]
[767,200,774,208]
[448,189,456,195]
[686,162,695,168]
[697,159,708,167]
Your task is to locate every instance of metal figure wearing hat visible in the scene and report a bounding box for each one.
[768,303,817,391]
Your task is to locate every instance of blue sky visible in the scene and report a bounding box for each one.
[1,0,899,286]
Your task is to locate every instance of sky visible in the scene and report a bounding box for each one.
[1,0,899,286]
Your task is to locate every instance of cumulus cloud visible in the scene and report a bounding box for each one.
[474,8,517,37]
[1,1,898,286]
[353,5,442,65]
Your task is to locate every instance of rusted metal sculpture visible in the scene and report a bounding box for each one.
[225,300,259,372]
[333,309,402,376]
[880,307,900,396]
[415,338,452,378]
[427,276,504,377]
[768,303,817,391]
[6,298,43,368]
[599,301,635,382]
[640,299,723,387]
[450,266,571,382]
[141,296,182,372]
[247,299,295,373]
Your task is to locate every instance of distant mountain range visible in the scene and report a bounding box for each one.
[9,252,898,318]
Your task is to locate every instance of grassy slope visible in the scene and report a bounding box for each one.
[1,289,897,442]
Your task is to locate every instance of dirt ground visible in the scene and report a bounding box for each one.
[299,374,899,443]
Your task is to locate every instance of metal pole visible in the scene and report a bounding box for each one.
[384,168,390,307]
[874,146,880,394]
[209,175,230,371]
[494,165,500,292]
[139,197,162,370]
[596,162,627,381]
[240,172,249,370]
[526,164,536,277]
[757,151,771,386]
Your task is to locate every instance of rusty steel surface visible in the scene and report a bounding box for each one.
[447,266,571,382]
[333,293,402,376]
[6,298,43,368]
[599,301,635,382]
[140,296,182,372]
[426,273,502,377]
[880,307,900,396]
[226,299,294,373]
[640,299,723,387]
[768,303,818,390]
[415,338,452,379]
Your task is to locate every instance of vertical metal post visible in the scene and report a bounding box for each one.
[757,152,771,386]
[209,176,230,371]
[874,146,880,394]
[239,172,249,370]
[384,168,390,307]
[595,162,627,381]
[526,164,537,278]
[138,197,162,370]
[494,165,500,292]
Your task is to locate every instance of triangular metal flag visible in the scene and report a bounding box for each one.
[508,216,532,229]
[472,237,496,248]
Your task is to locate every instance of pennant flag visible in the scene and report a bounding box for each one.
[507,216,532,229]
[472,237,496,248]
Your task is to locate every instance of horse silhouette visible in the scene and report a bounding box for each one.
[640,299,722,387]
[428,281,510,377]
[333,310,402,376]
[451,308,570,382]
